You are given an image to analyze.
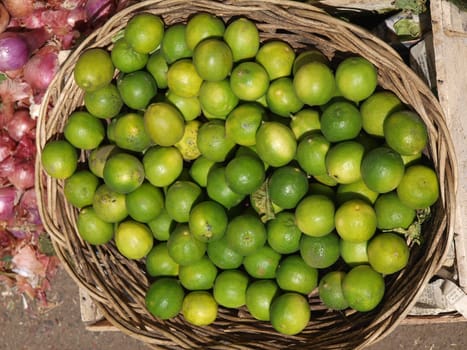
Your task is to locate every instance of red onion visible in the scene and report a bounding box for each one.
[3,0,34,19]
[0,3,9,34]
[0,28,50,72]
[0,186,16,220]
[14,135,36,160]
[23,45,59,92]
[6,109,36,142]
[18,188,42,225]
[8,157,35,190]
[0,131,16,163]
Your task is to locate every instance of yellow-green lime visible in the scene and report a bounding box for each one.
[110,38,148,73]
[147,209,175,241]
[189,200,228,243]
[92,184,127,223]
[243,244,281,279]
[165,181,203,223]
[64,111,105,150]
[143,146,183,187]
[84,83,123,119]
[146,277,184,320]
[112,112,152,152]
[335,57,378,103]
[193,38,233,81]
[340,239,369,266]
[367,232,409,275]
[167,224,206,266]
[103,152,144,194]
[182,291,218,326]
[225,102,265,146]
[167,59,203,98]
[325,141,365,185]
[360,91,403,137]
[224,17,260,62]
[64,170,100,209]
[295,195,335,237]
[76,207,114,245]
[114,220,153,260]
[207,236,244,270]
[299,232,340,269]
[74,48,114,92]
[270,292,310,335]
[336,178,379,205]
[318,271,349,310]
[230,61,270,101]
[41,140,78,179]
[197,120,236,162]
[213,269,249,308]
[293,61,336,106]
[179,255,218,291]
[198,79,239,119]
[166,90,201,121]
[246,279,279,321]
[160,23,192,64]
[335,199,377,242]
[185,13,225,51]
[124,13,164,54]
[396,165,439,209]
[320,101,362,142]
[289,108,321,140]
[125,182,164,223]
[255,121,297,167]
[146,50,168,89]
[145,242,179,277]
[144,102,185,146]
[256,40,295,80]
[275,255,318,294]
[296,131,330,176]
[267,211,302,254]
[374,191,416,230]
[266,77,304,117]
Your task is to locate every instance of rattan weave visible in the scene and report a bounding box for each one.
[35,1,457,349]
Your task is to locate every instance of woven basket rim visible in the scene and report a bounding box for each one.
[35,1,458,349]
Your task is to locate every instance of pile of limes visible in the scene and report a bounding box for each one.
[41,12,440,336]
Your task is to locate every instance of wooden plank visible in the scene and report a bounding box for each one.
[316,0,395,11]
[431,0,467,294]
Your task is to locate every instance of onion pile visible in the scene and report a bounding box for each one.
[0,0,127,308]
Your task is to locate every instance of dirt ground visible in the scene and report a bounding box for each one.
[1,266,466,350]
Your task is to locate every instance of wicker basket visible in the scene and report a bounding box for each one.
[35,0,457,349]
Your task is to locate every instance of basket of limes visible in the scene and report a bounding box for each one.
[35,0,457,349]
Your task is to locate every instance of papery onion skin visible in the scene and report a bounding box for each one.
[3,0,34,19]
[0,3,9,34]
[85,0,116,26]
[0,131,16,163]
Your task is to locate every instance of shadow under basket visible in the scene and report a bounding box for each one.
[35,0,457,349]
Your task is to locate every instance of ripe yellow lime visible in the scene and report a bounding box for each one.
[84,83,123,119]
[320,101,362,142]
[197,120,236,162]
[143,146,183,187]
[179,255,218,291]
[255,121,297,167]
[276,255,318,294]
[336,178,379,205]
[166,91,201,122]
[367,232,410,275]
[293,49,329,74]
[225,155,265,195]
[335,56,378,103]
[161,23,192,64]
[295,195,335,237]
[41,140,78,180]
[145,242,179,277]
[115,220,154,260]
[293,61,336,106]
[198,79,239,119]
[299,232,340,269]
[76,207,114,245]
[296,131,330,176]
[125,182,164,223]
[224,17,260,62]
[396,164,439,209]
[374,191,416,230]
[64,111,105,150]
[325,141,365,185]
[146,277,184,320]
[383,110,428,156]
[146,50,168,89]
[103,152,145,194]
[189,200,228,243]
[225,102,266,146]
[243,244,281,279]
[270,292,310,335]
[124,13,164,54]
[182,291,218,326]
[167,59,203,98]
[225,214,267,256]
[185,13,225,51]
[144,102,185,146]
[206,166,245,209]
[110,38,148,73]
[246,279,279,321]
[174,119,202,161]
[256,40,295,80]
[64,170,100,209]
[340,239,369,266]
[167,224,206,266]
[342,264,385,312]
[335,199,377,243]
[360,91,403,137]
[361,146,405,194]
[266,77,304,117]
[74,48,114,92]
[213,269,249,308]
[267,212,303,254]
[230,61,270,101]
[117,70,157,110]
[193,38,233,81]
[165,181,203,223]
[318,271,349,310]
[112,112,152,152]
